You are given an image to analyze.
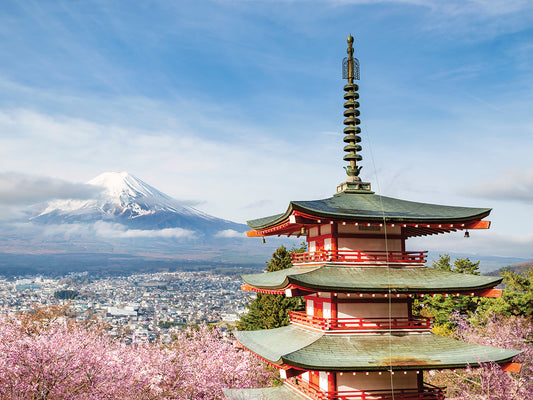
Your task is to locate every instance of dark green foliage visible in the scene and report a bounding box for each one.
[430,254,480,275]
[416,255,533,327]
[237,244,305,331]
[477,268,533,318]
[413,254,482,327]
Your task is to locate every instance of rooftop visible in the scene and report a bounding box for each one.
[235,325,521,371]
[241,265,502,293]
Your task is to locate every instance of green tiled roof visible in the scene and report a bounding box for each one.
[223,385,307,400]
[247,192,491,229]
[235,326,520,371]
[241,265,502,293]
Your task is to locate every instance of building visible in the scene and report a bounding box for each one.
[224,36,521,400]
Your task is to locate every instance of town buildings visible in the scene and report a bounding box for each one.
[0,270,253,342]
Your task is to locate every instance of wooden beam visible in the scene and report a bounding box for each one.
[280,368,303,379]
[466,220,491,230]
[241,284,255,292]
[285,287,314,297]
[246,230,262,237]
[478,288,503,298]
[502,363,522,373]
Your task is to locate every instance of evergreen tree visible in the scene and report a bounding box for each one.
[417,255,533,327]
[414,254,481,327]
[237,243,306,331]
[477,268,533,318]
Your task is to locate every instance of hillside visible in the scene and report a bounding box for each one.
[486,260,533,277]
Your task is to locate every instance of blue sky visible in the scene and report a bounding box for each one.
[1,0,533,259]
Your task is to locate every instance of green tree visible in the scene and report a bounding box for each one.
[430,254,480,275]
[417,255,533,329]
[413,254,481,328]
[237,243,305,331]
[477,268,533,318]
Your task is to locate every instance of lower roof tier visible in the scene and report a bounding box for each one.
[224,386,306,400]
[241,264,502,293]
[234,325,520,371]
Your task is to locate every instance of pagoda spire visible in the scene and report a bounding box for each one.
[337,35,371,194]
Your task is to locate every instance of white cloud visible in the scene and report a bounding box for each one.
[93,222,196,239]
[0,172,101,205]
[410,230,533,259]
[0,105,339,223]
[35,221,196,240]
[329,0,533,16]
[466,168,533,203]
[214,229,246,238]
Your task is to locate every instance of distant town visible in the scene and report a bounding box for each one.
[0,270,255,342]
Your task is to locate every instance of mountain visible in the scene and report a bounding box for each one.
[0,172,292,273]
[487,261,533,277]
[32,172,245,234]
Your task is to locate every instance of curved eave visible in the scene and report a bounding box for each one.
[241,265,502,294]
[235,326,521,372]
[223,386,308,400]
[246,193,491,232]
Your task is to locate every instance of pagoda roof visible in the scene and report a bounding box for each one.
[247,191,490,230]
[235,325,520,371]
[223,385,307,400]
[241,265,502,293]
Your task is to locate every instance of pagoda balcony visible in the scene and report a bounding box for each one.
[286,377,445,400]
[289,311,432,332]
[290,250,427,265]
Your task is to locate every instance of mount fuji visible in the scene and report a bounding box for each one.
[32,172,246,235]
[0,172,291,275]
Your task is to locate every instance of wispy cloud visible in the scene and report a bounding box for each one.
[466,168,533,203]
[214,229,246,238]
[0,172,100,205]
[411,230,533,259]
[328,0,533,16]
[94,222,196,239]
[39,221,197,240]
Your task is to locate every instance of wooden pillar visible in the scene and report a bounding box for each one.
[310,371,319,387]
[327,372,336,398]
[331,223,338,252]
[330,294,338,329]
[331,294,338,319]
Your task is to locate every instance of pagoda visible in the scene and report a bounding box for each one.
[224,36,521,400]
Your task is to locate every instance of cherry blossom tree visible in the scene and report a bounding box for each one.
[0,307,273,399]
[429,314,533,400]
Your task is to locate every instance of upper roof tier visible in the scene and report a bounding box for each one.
[247,191,491,237]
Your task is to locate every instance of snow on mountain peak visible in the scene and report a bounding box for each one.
[88,172,171,202]
[36,172,213,221]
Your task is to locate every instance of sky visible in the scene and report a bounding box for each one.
[0,0,533,259]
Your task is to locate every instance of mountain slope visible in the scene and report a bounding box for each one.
[32,172,245,234]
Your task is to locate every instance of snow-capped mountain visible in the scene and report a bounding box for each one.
[32,172,246,234]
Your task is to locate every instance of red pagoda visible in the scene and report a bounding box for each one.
[224,36,521,400]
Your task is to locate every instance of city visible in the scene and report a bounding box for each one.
[0,270,255,342]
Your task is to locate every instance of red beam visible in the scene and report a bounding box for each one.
[280,368,303,379]
[466,220,491,230]
[502,363,522,373]
[241,284,284,294]
[477,288,503,298]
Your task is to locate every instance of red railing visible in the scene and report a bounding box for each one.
[290,250,427,265]
[287,376,445,400]
[289,311,432,332]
